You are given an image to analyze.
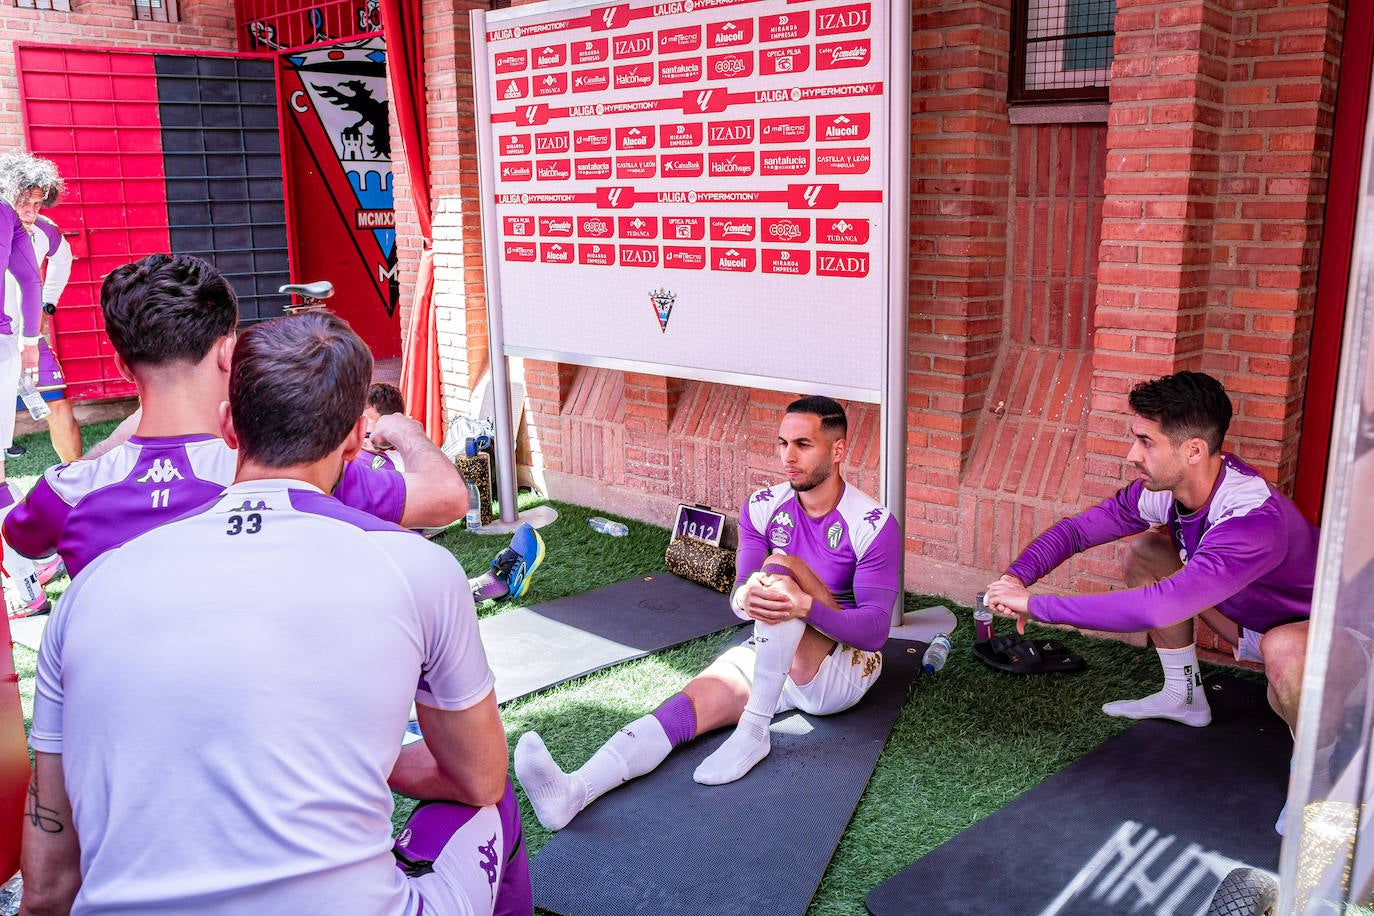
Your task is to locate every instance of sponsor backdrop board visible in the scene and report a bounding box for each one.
[472,0,898,401]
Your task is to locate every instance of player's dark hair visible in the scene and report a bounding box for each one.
[1128,371,1232,454]
[230,312,372,468]
[786,395,848,440]
[367,381,405,416]
[100,254,238,368]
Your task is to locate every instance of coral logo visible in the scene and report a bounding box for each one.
[763,218,809,243]
[578,216,613,238]
[708,52,753,80]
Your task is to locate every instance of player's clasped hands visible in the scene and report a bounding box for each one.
[743,569,812,624]
[367,412,423,450]
[984,574,1033,635]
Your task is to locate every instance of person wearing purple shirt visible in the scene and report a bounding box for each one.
[3,253,466,581]
[514,396,902,831]
[985,371,1316,739]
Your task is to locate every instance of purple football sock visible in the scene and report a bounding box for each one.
[651,692,697,747]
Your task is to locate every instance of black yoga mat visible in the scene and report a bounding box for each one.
[530,634,927,916]
[866,674,1290,916]
[480,573,744,704]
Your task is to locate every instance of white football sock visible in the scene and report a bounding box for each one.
[1103,643,1211,726]
[515,715,672,831]
[695,617,805,785]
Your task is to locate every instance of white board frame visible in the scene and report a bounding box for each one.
[471,0,909,620]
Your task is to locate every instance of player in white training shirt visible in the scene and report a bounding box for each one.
[3,254,466,580]
[20,312,531,915]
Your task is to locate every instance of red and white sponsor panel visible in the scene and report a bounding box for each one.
[477,0,890,385]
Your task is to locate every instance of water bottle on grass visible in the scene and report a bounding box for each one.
[465,480,483,532]
[922,633,952,674]
[974,592,995,643]
[587,516,628,537]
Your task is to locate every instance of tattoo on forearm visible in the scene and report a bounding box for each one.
[26,779,64,834]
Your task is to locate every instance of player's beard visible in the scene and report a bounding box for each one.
[791,459,833,493]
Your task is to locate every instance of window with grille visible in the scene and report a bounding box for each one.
[1011,0,1116,103]
[13,1,72,10]
[133,0,178,22]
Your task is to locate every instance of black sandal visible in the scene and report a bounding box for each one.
[972,634,1087,674]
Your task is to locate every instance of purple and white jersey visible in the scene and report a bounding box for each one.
[30,479,492,915]
[4,435,408,577]
[1009,454,1319,633]
[0,199,42,340]
[736,481,902,652]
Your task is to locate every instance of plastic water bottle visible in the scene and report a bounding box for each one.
[974,592,995,643]
[465,480,483,532]
[18,374,49,421]
[922,633,952,674]
[587,516,629,537]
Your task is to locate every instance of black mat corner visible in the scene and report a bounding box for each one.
[866,674,1289,916]
[481,573,744,704]
[530,635,928,916]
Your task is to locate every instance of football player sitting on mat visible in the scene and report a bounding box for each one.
[515,395,901,830]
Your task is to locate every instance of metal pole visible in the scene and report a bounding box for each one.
[884,0,912,625]
[470,10,519,524]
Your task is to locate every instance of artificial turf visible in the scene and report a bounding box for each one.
[5,422,1265,914]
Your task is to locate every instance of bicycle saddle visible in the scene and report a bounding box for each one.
[278,281,334,299]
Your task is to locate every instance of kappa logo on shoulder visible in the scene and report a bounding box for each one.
[136,458,184,485]
[752,487,774,503]
[478,833,500,889]
[863,508,883,529]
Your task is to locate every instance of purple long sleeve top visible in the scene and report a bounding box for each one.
[1007,454,1318,634]
[1,199,42,338]
[734,481,902,652]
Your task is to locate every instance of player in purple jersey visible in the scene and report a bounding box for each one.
[985,372,1316,737]
[2,254,466,579]
[514,396,902,830]
[0,154,83,464]
[19,310,531,915]
[362,380,407,472]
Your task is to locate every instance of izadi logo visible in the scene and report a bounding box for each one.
[649,287,677,333]
[137,458,184,485]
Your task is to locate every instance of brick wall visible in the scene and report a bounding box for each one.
[429,0,1346,605]
[0,0,237,157]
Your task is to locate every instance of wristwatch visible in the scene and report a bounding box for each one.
[41,302,56,316]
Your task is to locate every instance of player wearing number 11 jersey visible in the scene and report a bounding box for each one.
[3,254,463,578]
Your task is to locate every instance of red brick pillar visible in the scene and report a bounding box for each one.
[907,0,1012,565]
[622,374,684,496]
[426,0,491,417]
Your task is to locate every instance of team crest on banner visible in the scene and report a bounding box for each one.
[649,288,676,332]
[282,37,398,319]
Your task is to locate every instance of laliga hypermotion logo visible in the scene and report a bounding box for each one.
[649,287,677,333]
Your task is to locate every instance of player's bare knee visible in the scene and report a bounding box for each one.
[684,670,749,729]
[1259,624,1307,680]
[1122,527,1180,586]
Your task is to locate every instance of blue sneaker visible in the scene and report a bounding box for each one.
[493,522,545,599]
